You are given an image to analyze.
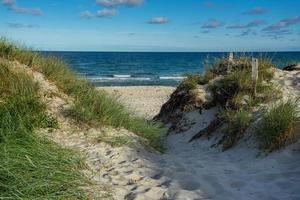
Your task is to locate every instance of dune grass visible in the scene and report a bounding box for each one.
[0,38,164,151]
[0,60,88,199]
[220,108,252,150]
[178,54,280,150]
[258,99,299,152]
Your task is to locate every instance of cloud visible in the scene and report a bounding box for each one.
[96,8,117,17]
[203,1,215,8]
[237,29,257,37]
[148,17,169,24]
[2,0,14,6]
[8,22,40,28]
[262,16,300,31]
[201,19,223,29]
[1,0,43,15]
[96,0,143,7]
[262,29,293,40]
[80,10,93,18]
[242,7,266,15]
[227,19,266,29]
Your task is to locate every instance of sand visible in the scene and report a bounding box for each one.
[12,60,300,200]
[97,86,175,119]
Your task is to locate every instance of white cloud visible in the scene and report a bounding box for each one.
[1,0,43,16]
[96,8,117,17]
[96,0,143,7]
[80,10,93,18]
[148,17,170,24]
[263,16,300,31]
[227,20,266,29]
[242,7,266,15]
[202,19,223,29]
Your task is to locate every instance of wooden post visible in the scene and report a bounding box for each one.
[227,52,233,73]
[251,58,258,99]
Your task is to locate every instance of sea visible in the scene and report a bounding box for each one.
[41,52,300,86]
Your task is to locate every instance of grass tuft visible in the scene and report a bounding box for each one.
[220,109,252,150]
[257,98,300,152]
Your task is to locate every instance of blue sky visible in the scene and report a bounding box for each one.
[1,0,300,51]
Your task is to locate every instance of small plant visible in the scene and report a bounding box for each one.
[220,108,252,150]
[257,98,299,152]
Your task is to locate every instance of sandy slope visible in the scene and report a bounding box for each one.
[12,61,300,200]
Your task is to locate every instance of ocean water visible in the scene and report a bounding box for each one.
[41,52,300,86]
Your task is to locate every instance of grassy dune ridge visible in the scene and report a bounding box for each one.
[0,60,88,199]
[0,39,164,150]
[180,55,299,151]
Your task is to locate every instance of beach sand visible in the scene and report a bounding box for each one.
[98,86,175,119]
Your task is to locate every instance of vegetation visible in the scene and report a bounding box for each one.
[220,109,252,150]
[0,38,164,151]
[179,71,215,91]
[180,54,282,150]
[0,60,88,199]
[258,99,299,152]
[209,56,275,108]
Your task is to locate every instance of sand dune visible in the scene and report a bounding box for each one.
[13,60,300,200]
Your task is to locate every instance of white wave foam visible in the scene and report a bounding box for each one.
[86,77,151,82]
[113,75,131,78]
[159,76,186,80]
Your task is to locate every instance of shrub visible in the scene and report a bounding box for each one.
[258,99,299,152]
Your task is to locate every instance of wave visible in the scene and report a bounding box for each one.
[159,76,186,80]
[113,75,131,78]
[86,77,151,82]
[79,74,186,83]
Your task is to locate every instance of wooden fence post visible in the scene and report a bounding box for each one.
[251,58,258,99]
[227,52,233,73]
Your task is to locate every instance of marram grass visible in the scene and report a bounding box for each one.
[258,98,299,152]
[0,38,165,151]
[0,61,88,199]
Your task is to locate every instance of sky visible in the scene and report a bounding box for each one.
[0,0,300,52]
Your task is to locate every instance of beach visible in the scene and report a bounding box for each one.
[98,86,175,119]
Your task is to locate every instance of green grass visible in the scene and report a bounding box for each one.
[209,56,275,108]
[258,99,299,152]
[220,108,252,150]
[179,72,215,91]
[0,38,164,151]
[0,61,88,199]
